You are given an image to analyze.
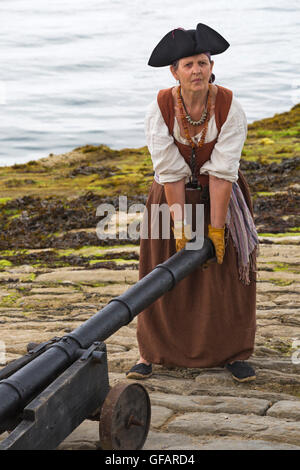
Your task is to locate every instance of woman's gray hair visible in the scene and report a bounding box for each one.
[172,60,180,71]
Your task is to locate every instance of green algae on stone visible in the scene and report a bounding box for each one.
[272,266,300,274]
[0,293,21,307]
[256,192,277,197]
[89,282,110,288]
[89,258,138,265]
[258,232,300,237]
[244,104,300,165]
[268,279,294,286]
[0,259,13,268]
[0,197,12,204]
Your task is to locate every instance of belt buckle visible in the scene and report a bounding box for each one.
[201,185,209,202]
[188,176,201,190]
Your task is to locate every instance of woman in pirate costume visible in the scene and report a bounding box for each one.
[126,23,259,382]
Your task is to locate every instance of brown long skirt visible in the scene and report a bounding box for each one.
[137,180,257,368]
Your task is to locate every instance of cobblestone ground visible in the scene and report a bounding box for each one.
[0,237,300,450]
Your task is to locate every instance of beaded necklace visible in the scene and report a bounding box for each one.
[180,87,209,126]
[176,84,212,188]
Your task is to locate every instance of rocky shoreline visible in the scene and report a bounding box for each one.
[0,103,299,450]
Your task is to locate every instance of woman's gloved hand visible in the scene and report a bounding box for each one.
[208,224,225,264]
[172,220,192,252]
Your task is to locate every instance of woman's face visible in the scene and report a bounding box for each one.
[170,53,214,93]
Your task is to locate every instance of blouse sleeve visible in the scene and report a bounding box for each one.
[199,97,248,183]
[145,99,191,184]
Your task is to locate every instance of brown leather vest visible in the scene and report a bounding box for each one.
[157,85,233,187]
[157,85,255,217]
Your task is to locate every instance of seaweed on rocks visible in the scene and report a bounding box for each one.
[68,165,119,178]
[240,157,299,192]
[51,232,140,249]
[0,192,146,250]
[253,188,300,233]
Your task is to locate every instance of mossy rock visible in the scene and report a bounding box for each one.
[248,103,300,131]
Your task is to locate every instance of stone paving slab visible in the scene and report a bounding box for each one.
[254,347,286,358]
[248,357,300,374]
[29,287,81,295]
[194,371,233,387]
[17,293,85,308]
[106,334,138,350]
[81,285,130,296]
[257,271,299,282]
[35,269,138,284]
[194,368,300,388]
[0,272,34,282]
[192,438,300,450]
[150,393,270,416]
[267,400,300,421]
[150,406,174,429]
[124,375,197,396]
[167,412,300,446]
[258,244,300,257]
[256,323,300,339]
[56,421,100,450]
[273,294,300,305]
[256,310,300,324]
[257,283,300,293]
[142,431,203,450]
[145,433,300,450]
[107,350,139,372]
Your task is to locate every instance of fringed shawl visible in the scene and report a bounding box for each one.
[225,182,260,285]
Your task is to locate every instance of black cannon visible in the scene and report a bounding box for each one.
[0,237,215,450]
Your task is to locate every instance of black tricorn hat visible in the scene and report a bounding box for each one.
[148,23,230,67]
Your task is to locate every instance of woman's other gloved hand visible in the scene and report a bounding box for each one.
[208,224,225,264]
[172,220,192,252]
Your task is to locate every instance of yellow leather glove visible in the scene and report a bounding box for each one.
[208,224,225,264]
[172,221,192,252]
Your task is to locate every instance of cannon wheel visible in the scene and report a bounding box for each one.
[99,382,151,450]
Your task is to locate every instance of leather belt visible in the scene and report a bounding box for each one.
[185,183,210,202]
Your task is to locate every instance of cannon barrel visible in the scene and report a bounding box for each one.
[0,237,215,432]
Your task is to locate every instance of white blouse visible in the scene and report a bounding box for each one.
[145,92,248,184]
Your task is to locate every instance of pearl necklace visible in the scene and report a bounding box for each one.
[179,87,209,126]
